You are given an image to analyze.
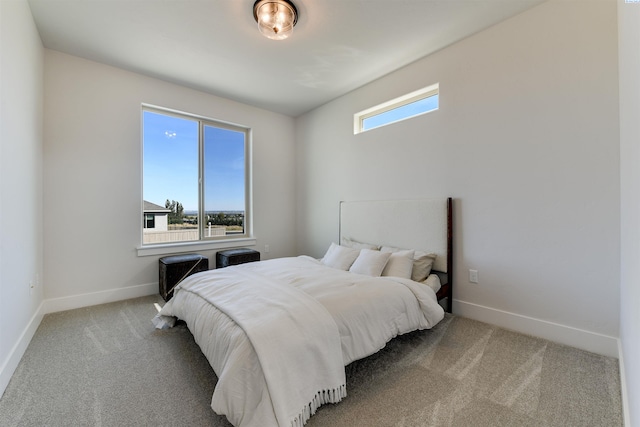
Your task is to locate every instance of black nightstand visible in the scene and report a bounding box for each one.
[216,248,260,268]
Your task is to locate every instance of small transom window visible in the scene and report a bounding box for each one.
[354,83,439,134]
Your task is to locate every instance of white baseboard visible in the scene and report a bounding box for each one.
[42,282,159,314]
[618,340,631,427]
[0,300,45,399]
[453,299,619,358]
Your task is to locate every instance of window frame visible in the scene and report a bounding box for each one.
[138,105,254,257]
[353,83,439,134]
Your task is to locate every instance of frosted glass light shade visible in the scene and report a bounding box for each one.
[253,0,298,40]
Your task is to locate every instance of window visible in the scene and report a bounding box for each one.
[142,106,250,246]
[144,214,155,229]
[354,83,439,134]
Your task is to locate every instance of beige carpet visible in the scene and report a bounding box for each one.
[0,295,623,426]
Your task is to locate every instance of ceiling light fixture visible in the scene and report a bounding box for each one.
[253,0,298,41]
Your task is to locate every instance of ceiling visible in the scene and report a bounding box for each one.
[27,0,544,117]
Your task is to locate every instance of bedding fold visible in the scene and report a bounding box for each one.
[161,262,346,427]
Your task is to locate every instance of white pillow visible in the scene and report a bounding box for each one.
[340,237,380,250]
[349,249,391,276]
[321,243,359,270]
[381,249,415,279]
[380,246,437,282]
[423,274,441,293]
[411,252,437,282]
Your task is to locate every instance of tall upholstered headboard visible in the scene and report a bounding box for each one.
[339,197,453,312]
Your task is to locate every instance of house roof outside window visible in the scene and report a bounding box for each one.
[143,201,172,214]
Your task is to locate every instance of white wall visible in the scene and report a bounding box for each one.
[0,0,44,395]
[295,0,620,356]
[43,51,296,306]
[618,0,640,424]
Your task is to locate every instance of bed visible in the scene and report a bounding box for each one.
[156,197,453,427]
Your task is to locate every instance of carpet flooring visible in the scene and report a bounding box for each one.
[0,295,623,426]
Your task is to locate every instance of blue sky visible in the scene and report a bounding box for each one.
[143,111,245,212]
[363,94,439,131]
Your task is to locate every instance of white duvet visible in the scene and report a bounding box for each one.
[159,256,445,427]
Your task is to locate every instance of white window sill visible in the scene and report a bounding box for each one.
[137,237,257,257]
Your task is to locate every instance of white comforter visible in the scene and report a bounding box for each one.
[159,256,444,427]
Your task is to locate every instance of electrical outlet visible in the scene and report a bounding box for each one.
[469,269,479,284]
[264,244,270,253]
